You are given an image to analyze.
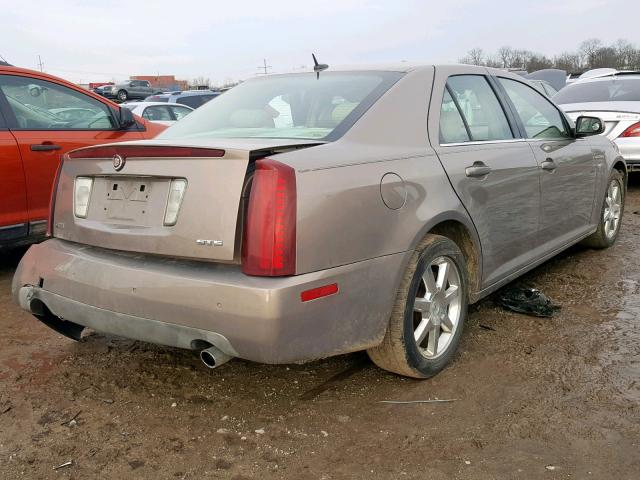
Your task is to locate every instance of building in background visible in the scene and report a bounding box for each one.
[132,75,189,91]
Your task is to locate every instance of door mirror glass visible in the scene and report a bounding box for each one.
[118,106,136,129]
[575,116,604,136]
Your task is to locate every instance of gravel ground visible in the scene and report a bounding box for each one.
[0,180,638,480]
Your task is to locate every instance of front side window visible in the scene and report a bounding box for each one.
[499,78,570,139]
[446,75,513,142]
[0,75,116,130]
[159,72,402,141]
[142,105,172,121]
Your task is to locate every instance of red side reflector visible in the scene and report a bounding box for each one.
[301,283,339,302]
[67,145,225,159]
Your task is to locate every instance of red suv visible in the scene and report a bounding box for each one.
[0,63,166,246]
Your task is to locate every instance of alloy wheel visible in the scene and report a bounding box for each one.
[604,179,622,239]
[412,256,462,359]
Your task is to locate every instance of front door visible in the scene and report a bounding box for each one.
[497,77,597,249]
[430,69,542,287]
[0,125,28,240]
[0,74,144,225]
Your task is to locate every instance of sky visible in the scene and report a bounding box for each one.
[1,0,639,86]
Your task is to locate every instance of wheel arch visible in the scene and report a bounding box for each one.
[410,212,483,302]
[612,158,627,186]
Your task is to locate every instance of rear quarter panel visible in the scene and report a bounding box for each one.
[274,67,480,275]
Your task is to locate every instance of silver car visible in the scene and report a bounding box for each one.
[554,74,640,170]
[13,65,626,378]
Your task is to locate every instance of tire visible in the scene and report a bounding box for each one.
[117,90,128,101]
[367,234,469,378]
[581,170,625,249]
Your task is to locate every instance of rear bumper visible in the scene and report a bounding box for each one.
[12,239,406,364]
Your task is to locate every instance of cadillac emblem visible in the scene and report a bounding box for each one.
[113,154,125,171]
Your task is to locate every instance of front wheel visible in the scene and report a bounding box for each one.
[582,170,625,249]
[117,90,128,101]
[367,235,468,378]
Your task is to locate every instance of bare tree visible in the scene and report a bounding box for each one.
[497,46,514,68]
[459,38,640,73]
[190,76,211,89]
[468,48,484,66]
[580,38,603,69]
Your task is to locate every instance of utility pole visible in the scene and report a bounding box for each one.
[37,55,44,72]
[257,58,272,75]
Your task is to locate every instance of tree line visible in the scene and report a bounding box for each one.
[459,39,640,73]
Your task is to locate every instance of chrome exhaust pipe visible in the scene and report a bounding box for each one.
[200,345,233,369]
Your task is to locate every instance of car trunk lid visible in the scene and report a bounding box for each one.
[52,139,321,262]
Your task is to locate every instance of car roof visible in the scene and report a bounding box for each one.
[174,90,220,96]
[125,101,194,109]
[570,74,640,85]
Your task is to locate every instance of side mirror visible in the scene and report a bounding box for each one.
[129,82,135,87]
[118,107,136,129]
[575,116,605,137]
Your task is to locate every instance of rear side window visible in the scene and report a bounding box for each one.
[439,89,470,144]
[446,75,513,142]
[169,105,192,120]
[142,105,172,121]
[499,78,570,139]
[0,75,116,130]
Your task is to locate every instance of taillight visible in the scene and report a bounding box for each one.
[242,159,296,276]
[619,122,640,138]
[46,156,65,237]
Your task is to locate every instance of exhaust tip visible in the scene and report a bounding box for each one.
[199,345,233,369]
[200,350,217,369]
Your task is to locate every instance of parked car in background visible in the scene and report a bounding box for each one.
[121,101,193,126]
[555,74,640,170]
[0,64,166,246]
[92,84,114,96]
[13,64,625,379]
[145,90,221,109]
[100,80,159,102]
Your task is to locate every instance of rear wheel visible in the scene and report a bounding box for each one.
[582,170,625,248]
[368,235,468,378]
[117,89,128,101]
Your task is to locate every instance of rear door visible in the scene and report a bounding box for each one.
[429,67,542,287]
[0,73,145,225]
[497,77,597,249]
[0,109,28,241]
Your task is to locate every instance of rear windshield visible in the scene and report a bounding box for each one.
[554,78,640,103]
[158,72,402,141]
[175,94,216,109]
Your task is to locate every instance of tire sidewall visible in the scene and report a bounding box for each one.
[600,171,625,246]
[402,238,469,377]
[118,90,128,101]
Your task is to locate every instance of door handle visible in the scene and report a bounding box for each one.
[31,143,61,152]
[465,162,492,178]
[541,158,557,171]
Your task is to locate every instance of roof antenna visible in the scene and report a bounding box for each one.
[312,53,329,79]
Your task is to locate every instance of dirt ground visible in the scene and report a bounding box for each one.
[1,183,639,480]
